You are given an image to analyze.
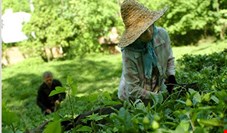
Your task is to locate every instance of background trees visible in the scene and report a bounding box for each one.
[22,0,121,60]
[2,0,227,60]
[140,0,227,45]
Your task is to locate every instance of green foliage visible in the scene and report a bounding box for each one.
[2,103,21,133]
[23,0,120,59]
[69,49,226,132]
[3,0,227,60]
[167,0,226,44]
[2,103,19,125]
[177,49,227,90]
[49,86,66,97]
[4,0,225,59]
[86,113,109,122]
[140,0,227,45]
[75,126,92,132]
[2,0,30,13]
[66,76,78,96]
[43,120,62,133]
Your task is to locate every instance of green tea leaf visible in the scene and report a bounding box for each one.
[197,118,223,126]
[44,120,62,133]
[2,109,19,125]
[71,83,78,95]
[67,76,73,85]
[49,86,66,97]
[174,125,185,133]
[86,113,108,121]
[194,127,206,133]
[211,95,219,104]
[179,120,190,131]
[76,126,92,132]
[188,89,197,95]
[192,92,202,105]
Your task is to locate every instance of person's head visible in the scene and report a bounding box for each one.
[118,0,167,47]
[43,71,53,86]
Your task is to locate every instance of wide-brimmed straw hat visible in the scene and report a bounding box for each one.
[118,0,168,47]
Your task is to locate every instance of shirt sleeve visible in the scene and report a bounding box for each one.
[165,31,175,76]
[167,48,175,76]
[122,51,153,99]
[37,88,48,111]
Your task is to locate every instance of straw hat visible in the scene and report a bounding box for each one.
[118,0,168,47]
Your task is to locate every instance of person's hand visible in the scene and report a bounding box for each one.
[54,100,61,111]
[45,109,52,114]
[55,100,60,105]
[166,75,177,94]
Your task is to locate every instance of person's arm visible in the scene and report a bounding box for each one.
[167,47,175,76]
[122,51,154,99]
[165,31,177,93]
[37,89,48,111]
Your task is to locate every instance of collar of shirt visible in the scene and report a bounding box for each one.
[123,25,159,79]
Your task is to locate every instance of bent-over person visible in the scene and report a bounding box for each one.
[61,0,177,130]
[118,0,176,103]
[37,71,66,115]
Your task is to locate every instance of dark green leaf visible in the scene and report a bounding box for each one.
[76,126,92,132]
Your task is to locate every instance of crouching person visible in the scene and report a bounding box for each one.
[37,71,66,115]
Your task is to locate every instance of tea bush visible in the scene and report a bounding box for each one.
[47,49,227,132]
[2,49,227,132]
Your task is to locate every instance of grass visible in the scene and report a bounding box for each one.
[2,39,227,131]
[2,53,122,106]
[2,53,123,131]
[172,39,227,60]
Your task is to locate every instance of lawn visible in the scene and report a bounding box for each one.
[2,39,227,132]
[173,39,227,60]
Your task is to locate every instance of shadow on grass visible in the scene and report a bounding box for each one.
[194,45,209,52]
[2,54,123,131]
[52,58,122,94]
[2,56,122,109]
[2,73,42,109]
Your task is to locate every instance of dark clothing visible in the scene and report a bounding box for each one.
[37,79,66,113]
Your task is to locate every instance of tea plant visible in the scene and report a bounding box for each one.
[64,50,227,132]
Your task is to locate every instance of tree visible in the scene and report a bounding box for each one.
[23,0,121,60]
[140,0,227,45]
[2,0,31,13]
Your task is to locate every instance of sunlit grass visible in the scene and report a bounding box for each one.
[173,39,227,60]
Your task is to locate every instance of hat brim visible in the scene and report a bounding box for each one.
[118,8,167,48]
